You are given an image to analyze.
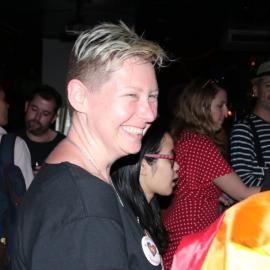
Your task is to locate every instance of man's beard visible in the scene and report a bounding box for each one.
[26,120,50,136]
[259,98,270,112]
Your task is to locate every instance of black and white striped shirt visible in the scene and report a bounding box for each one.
[230,113,270,187]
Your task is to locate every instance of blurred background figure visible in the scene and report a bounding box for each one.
[0,85,33,270]
[230,60,270,188]
[0,84,33,188]
[162,78,260,270]
[112,118,179,256]
[15,84,65,175]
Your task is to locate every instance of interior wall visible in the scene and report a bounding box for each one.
[42,38,74,133]
[42,38,74,104]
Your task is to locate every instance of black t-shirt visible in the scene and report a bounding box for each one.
[15,129,65,168]
[12,162,163,270]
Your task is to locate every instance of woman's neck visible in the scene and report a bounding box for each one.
[67,125,111,182]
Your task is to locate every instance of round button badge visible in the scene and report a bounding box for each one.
[141,232,161,266]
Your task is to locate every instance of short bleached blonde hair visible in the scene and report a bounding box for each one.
[67,21,167,89]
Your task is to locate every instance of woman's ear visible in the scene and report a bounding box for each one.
[202,106,206,114]
[140,159,154,177]
[140,159,148,177]
[67,79,89,112]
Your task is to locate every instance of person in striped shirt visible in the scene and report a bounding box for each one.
[230,60,270,187]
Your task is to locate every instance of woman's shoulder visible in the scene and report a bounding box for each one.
[28,162,118,206]
[25,162,122,226]
[177,131,212,145]
[174,131,217,157]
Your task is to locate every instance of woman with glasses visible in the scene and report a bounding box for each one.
[111,118,179,261]
[162,78,260,270]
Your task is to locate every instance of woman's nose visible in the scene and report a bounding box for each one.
[174,161,179,172]
[138,100,157,123]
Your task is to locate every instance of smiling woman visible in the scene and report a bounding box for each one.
[12,21,167,270]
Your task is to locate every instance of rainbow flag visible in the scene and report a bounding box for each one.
[171,191,270,270]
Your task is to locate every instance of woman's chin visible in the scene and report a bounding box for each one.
[119,142,142,157]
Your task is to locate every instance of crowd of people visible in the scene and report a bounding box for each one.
[0,20,269,270]
[162,78,260,269]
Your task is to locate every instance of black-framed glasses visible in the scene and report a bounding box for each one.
[144,153,175,168]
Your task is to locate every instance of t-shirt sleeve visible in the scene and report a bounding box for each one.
[14,137,34,189]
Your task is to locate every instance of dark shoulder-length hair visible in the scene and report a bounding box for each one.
[171,78,226,152]
[111,118,169,254]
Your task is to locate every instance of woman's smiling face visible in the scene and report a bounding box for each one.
[85,57,159,159]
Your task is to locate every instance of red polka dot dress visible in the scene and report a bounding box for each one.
[162,131,233,270]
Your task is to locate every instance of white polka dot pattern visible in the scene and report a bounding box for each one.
[162,131,233,270]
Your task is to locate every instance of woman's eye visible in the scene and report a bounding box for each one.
[149,94,158,101]
[127,93,137,98]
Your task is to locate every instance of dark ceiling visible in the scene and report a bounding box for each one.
[1,0,270,54]
[1,0,270,125]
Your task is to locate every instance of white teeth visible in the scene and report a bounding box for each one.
[142,128,147,136]
[123,126,145,135]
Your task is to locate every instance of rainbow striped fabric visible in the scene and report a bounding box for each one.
[171,191,270,270]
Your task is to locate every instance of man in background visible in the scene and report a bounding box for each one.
[15,84,65,174]
[230,60,270,187]
[0,84,33,269]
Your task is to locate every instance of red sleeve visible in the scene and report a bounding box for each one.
[175,134,232,190]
